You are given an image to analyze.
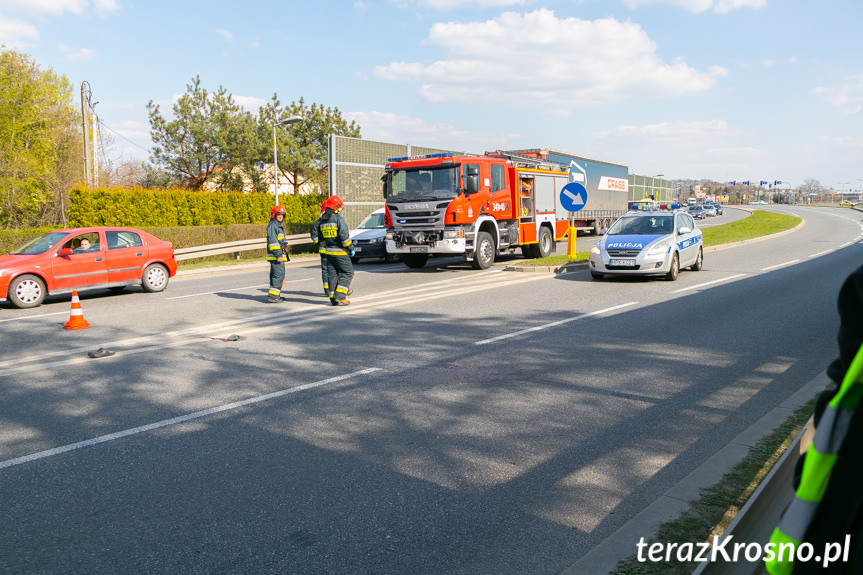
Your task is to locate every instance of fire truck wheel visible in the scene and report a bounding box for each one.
[537,227,553,258]
[521,244,539,259]
[472,231,495,270]
[403,254,428,268]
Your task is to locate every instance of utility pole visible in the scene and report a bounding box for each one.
[80,82,90,187]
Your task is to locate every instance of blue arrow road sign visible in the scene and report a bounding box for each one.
[560,182,587,212]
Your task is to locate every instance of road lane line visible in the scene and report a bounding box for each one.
[809,249,835,258]
[474,302,638,346]
[166,278,312,300]
[0,367,382,470]
[0,310,70,324]
[669,274,746,294]
[761,260,800,271]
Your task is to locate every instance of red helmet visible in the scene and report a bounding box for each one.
[271,205,286,217]
[325,195,344,212]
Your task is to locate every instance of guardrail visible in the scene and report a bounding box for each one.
[173,233,311,261]
[693,420,813,574]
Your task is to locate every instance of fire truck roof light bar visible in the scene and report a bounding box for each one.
[387,152,453,163]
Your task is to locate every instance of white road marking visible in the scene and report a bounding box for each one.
[166,278,312,300]
[669,274,747,294]
[761,260,800,271]
[474,302,638,346]
[0,367,382,470]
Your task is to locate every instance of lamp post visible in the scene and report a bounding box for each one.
[273,116,302,205]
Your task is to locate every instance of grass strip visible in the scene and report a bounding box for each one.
[609,394,821,575]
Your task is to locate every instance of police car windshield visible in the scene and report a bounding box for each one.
[387,166,459,201]
[608,215,673,235]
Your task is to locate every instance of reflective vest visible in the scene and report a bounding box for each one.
[766,342,863,574]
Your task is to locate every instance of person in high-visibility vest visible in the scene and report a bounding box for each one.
[266,205,290,303]
[767,265,863,574]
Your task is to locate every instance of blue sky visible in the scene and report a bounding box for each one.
[2,0,862,190]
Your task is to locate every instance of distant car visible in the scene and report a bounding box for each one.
[702,204,717,217]
[588,211,703,281]
[349,208,399,263]
[840,200,854,207]
[712,202,724,215]
[688,205,705,219]
[0,227,177,308]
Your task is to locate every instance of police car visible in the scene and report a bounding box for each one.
[588,211,703,281]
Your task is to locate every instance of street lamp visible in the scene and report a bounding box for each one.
[273,116,302,205]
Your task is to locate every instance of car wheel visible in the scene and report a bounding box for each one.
[141,264,169,292]
[665,253,679,281]
[537,226,553,258]
[690,248,703,271]
[472,231,495,270]
[590,271,604,280]
[403,254,428,269]
[8,274,46,308]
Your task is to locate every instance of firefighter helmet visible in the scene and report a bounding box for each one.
[271,205,286,218]
[326,195,344,212]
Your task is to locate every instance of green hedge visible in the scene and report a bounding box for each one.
[1,188,327,257]
[67,187,325,228]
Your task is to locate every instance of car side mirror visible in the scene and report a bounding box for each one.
[678,226,692,235]
[58,248,73,257]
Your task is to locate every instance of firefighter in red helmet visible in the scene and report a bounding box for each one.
[266,204,289,303]
[310,195,354,305]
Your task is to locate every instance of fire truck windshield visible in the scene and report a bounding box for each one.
[387,166,460,201]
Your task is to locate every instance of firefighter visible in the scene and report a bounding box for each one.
[767,265,863,574]
[310,199,329,296]
[266,204,290,303]
[310,195,354,306]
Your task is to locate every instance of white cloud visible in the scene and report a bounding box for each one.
[232,95,269,112]
[375,9,724,114]
[622,0,766,13]
[58,43,96,61]
[814,76,863,115]
[415,0,532,8]
[216,28,233,41]
[595,119,735,140]
[0,0,88,15]
[0,14,38,47]
[345,110,520,152]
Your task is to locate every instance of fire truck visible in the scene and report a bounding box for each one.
[383,149,628,269]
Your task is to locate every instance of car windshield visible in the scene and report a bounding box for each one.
[358,211,385,229]
[688,206,701,211]
[386,165,460,201]
[9,232,69,255]
[608,215,673,235]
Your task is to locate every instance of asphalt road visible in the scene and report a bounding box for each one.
[0,206,860,574]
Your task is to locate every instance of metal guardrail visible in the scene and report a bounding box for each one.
[693,420,813,574]
[173,233,310,261]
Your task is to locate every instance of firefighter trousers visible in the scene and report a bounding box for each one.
[268,260,285,301]
[325,254,354,303]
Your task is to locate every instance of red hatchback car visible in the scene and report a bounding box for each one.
[0,227,178,308]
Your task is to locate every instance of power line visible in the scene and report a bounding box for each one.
[97,118,151,154]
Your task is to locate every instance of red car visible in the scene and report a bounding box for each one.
[0,227,178,308]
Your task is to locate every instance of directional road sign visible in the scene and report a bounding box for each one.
[560,182,587,212]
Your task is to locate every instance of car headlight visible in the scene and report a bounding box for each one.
[443,229,464,239]
[647,243,671,256]
[590,244,601,256]
[367,238,380,244]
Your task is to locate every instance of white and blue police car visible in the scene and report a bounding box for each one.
[588,211,703,281]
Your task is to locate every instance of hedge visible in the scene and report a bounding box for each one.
[0,187,327,257]
[67,186,326,228]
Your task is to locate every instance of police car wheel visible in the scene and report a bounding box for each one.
[664,253,680,281]
[690,248,703,271]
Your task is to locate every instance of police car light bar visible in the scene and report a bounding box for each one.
[386,153,453,163]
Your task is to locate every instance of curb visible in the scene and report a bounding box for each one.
[559,371,829,575]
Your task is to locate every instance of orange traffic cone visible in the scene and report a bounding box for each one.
[64,291,90,330]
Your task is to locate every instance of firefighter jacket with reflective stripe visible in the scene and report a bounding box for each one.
[766,343,863,574]
[310,210,352,256]
[266,218,287,261]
